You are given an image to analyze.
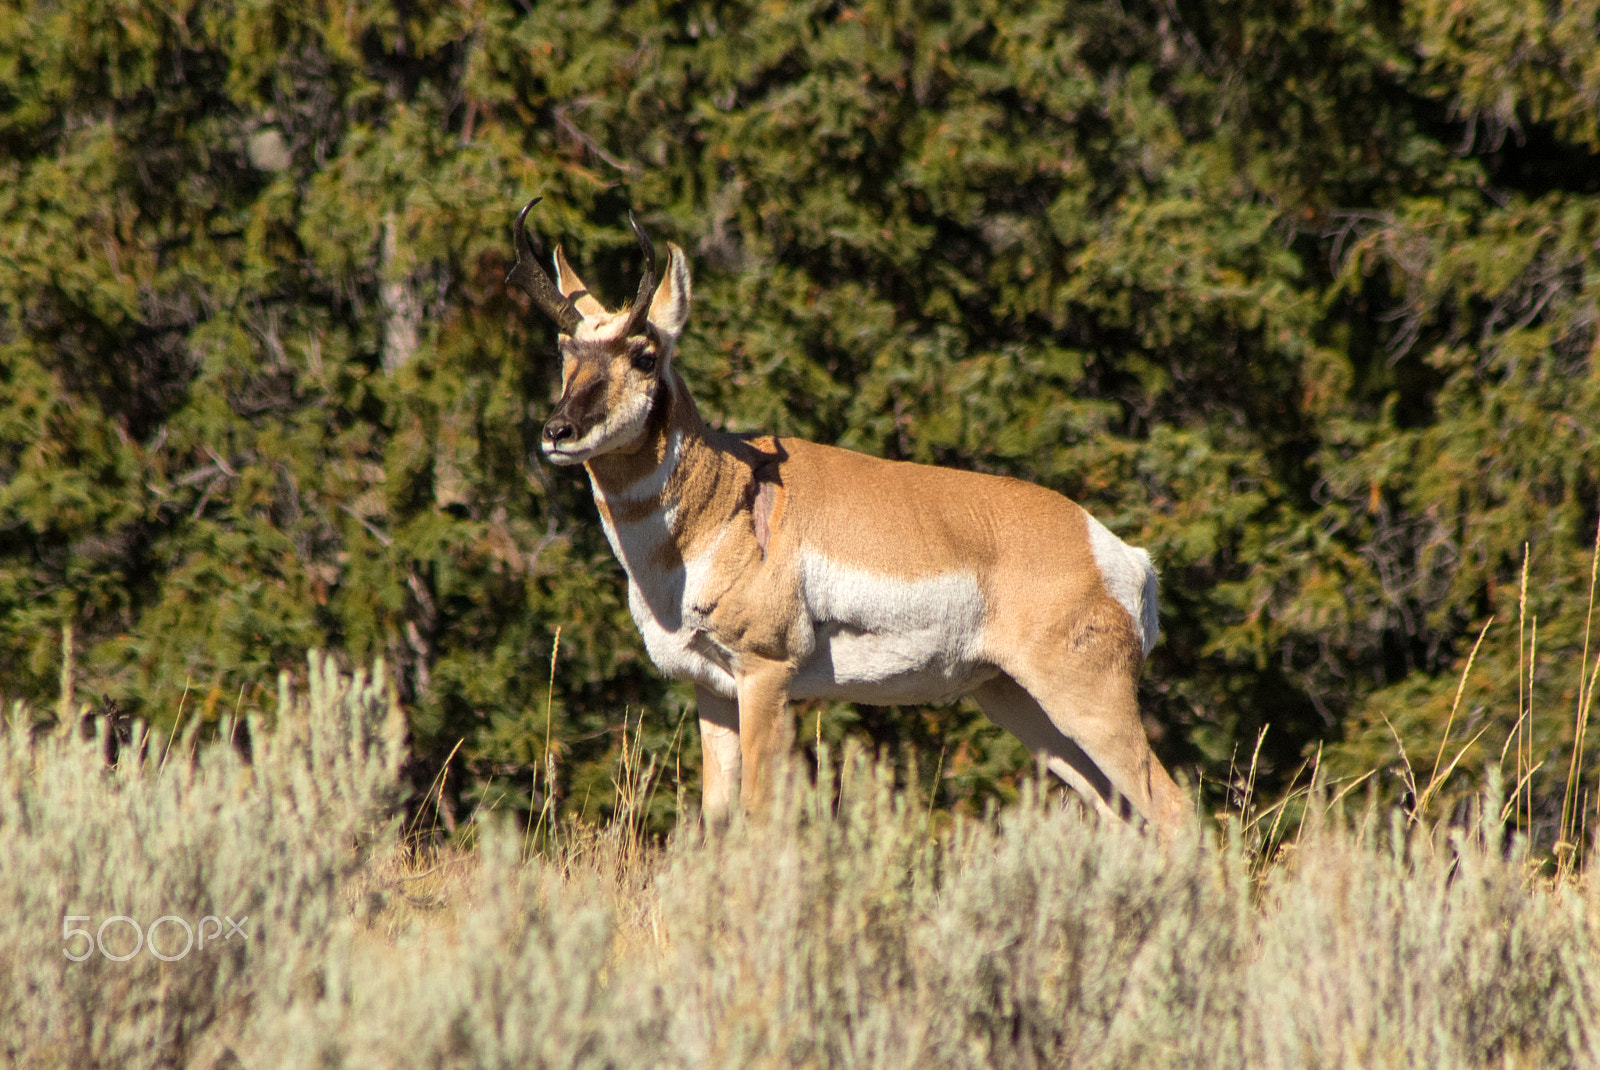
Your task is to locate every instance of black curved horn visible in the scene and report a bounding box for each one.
[505,198,581,334]
[618,210,659,339]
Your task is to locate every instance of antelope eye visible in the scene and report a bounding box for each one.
[632,353,657,374]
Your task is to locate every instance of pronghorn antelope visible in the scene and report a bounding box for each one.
[507,199,1188,841]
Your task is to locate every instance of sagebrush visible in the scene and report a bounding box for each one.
[2,653,1596,1069]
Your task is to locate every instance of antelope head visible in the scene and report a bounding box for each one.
[506,198,692,466]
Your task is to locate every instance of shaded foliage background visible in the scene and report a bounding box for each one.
[2,0,1597,840]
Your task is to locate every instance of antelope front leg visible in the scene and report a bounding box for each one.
[694,685,742,827]
[735,657,795,817]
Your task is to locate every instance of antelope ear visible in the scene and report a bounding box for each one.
[553,245,609,319]
[647,244,692,341]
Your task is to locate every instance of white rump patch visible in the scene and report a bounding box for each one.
[1083,513,1159,657]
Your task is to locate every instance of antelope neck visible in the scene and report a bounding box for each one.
[583,372,729,523]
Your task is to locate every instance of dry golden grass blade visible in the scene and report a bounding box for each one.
[1326,768,1378,811]
[1562,525,1600,851]
[527,625,564,858]
[1381,712,1418,805]
[1500,760,1547,827]
[1527,615,1538,833]
[1421,615,1494,819]
[413,736,464,844]
[1419,723,1495,825]
[1514,544,1529,836]
[1239,725,1269,823]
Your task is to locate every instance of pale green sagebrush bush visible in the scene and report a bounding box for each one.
[4,664,1600,1068]
[1250,803,1599,1068]
[0,654,404,1068]
[653,759,1247,1070]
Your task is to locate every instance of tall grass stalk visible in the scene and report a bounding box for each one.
[1418,615,1494,822]
[526,625,562,858]
[411,736,463,845]
[56,621,73,725]
[1528,615,1538,831]
[1562,524,1600,858]
[1514,543,1530,836]
[611,711,660,874]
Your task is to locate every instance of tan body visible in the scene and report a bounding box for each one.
[509,202,1187,839]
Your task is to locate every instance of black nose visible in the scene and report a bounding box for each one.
[544,420,575,444]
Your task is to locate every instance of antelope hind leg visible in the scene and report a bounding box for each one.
[1000,654,1188,843]
[973,674,1132,823]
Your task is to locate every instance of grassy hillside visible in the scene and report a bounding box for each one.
[3,653,1597,1069]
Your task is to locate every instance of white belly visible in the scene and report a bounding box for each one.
[790,554,991,704]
